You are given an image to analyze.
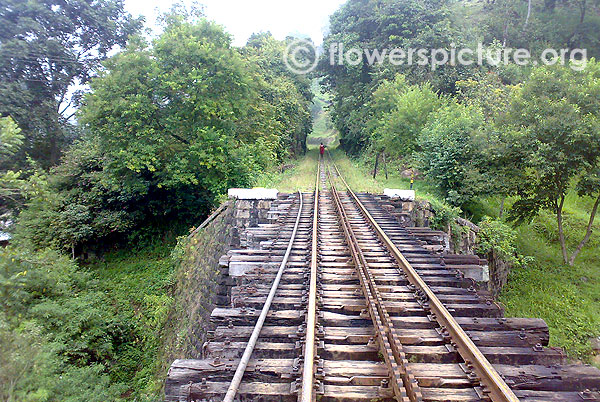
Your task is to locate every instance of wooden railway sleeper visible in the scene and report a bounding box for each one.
[326,163,422,402]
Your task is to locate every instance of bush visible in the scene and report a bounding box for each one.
[417,102,487,206]
[476,217,519,264]
[0,247,129,402]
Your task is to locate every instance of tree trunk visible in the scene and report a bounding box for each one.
[72,243,75,260]
[580,0,587,23]
[499,197,506,218]
[373,153,380,179]
[566,0,587,47]
[556,195,569,264]
[568,193,600,266]
[544,0,556,11]
[382,153,388,180]
[502,21,509,47]
[525,0,532,26]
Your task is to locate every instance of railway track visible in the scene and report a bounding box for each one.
[165,155,600,402]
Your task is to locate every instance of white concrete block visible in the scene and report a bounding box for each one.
[383,189,415,201]
[228,262,279,277]
[228,188,279,200]
[452,264,489,283]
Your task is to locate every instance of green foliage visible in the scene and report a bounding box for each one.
[370,76,446,159]
[502,61,600,263]
[476,217,520,264]
[92,244,175,398]
[417,102,487,206]
[500,188,600,359]
[0,236,175,401]
[0,117,27,210]
[82,23,258,195]
[428,198,462,231]
[319,0,470,155]
[0,247,128,402]
[0,117,23,164]
[242,33,313,157]
[473,0,600,59]
[0,319,126,402]
[1,248,75,316]
[14,139,138,250]
[0,0,142,168]
[15,20,312,253]
[456,73,517,122]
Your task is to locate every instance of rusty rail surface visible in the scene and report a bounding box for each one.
[325,161,419,402]
[326,153,520,402]
[299,157,321,402]
[164,151,600,402]
[223,190,305,402]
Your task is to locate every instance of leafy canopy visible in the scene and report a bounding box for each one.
[0,0,142,168]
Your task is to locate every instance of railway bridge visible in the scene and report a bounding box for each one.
[165,154,600,402]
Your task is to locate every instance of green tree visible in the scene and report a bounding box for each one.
[320,0,469,154]
[370,76,445,161]
[16,18,312,253]
[0,117,23,163]
[505,62,600,265]
[457,73,523,216]
[417,102,487,206]
[0,117,28,211]
[477,0,600,57]
[82,21,274,197]
[0,0,142,168]
[13,138,139,253]
[242,33,313,157]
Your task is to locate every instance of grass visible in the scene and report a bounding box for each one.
[84,240,176,401]
[329,149,446,205]
[481,195,600,361]
[500,223,600,361]
[253,150,319,192]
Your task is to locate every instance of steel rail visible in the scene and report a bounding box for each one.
[324,161,418,402]
[328,156,520,402]
[299,156,321,402]
[223,190,305,402]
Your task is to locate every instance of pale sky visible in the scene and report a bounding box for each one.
[124,0,347,46]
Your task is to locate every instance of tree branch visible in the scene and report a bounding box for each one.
[59,98,74,116]
[170,132,190,145]
[63,110,78,122]
[152,110,190,145]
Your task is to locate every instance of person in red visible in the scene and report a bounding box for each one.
[319,143,325,156]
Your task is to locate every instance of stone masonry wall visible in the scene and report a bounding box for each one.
[382,196,512,296]
[159,197,279,373]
